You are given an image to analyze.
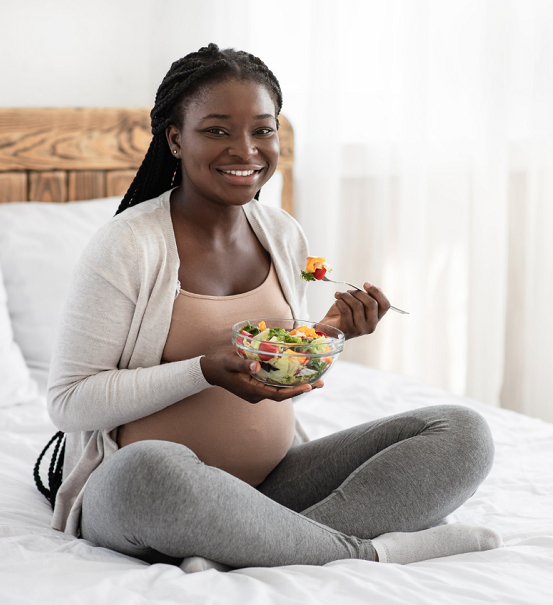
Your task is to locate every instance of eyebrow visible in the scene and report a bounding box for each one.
[200,113,276,121]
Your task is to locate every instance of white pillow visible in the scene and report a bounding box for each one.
[0,261,38,406]
[0,197,121,379]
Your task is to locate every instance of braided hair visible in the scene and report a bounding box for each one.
[115,44,283,215]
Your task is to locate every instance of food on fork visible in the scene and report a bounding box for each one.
[299,256,410,315]
[301,257,331,282]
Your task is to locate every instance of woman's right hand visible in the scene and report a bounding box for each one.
[200,349,323,404]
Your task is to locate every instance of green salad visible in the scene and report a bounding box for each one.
[235,321,336,386]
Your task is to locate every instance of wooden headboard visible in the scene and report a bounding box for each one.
[0,108,294,215]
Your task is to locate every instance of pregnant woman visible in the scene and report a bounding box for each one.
[47,44,502,571]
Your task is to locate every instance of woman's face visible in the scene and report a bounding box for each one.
[167,78,280,207]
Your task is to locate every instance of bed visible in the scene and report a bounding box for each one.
[1,108,552,604]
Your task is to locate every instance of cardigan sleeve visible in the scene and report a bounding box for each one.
[47,219,211,433]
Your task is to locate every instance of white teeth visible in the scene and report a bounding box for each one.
[222,170,255,176]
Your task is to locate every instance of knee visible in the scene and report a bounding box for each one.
[86,440,202,521]
[113,440,201,494]
[82,441,202,556]
[440,405,495,481]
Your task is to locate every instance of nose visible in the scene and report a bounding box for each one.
[227,133,257,159]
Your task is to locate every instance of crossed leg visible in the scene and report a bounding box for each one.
[258,404,495,538]
[81,405,495,568]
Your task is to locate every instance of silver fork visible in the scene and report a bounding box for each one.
[322,276,409,314]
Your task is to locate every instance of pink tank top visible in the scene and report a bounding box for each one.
[117,262,296,487]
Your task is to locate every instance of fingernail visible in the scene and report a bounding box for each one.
[301,385,312,393]
[250,362,257,372]
[364,282,372,288]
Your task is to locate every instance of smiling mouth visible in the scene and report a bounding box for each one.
[219,169,261,176]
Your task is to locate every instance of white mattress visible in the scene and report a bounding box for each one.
[1,360,553,605]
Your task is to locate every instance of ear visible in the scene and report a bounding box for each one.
[166,125,181,158]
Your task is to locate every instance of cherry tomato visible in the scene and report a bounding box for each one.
[315,331,327,338]
[258,342,280,362]
[313,267,326,280]
[237,330,253,345]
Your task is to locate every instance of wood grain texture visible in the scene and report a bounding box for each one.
[68,171,105,201]
[279,166,294,216]
[106,170,136,197]
[277,114,293,169]
[29,171,67,203]
[277,115,294,215]
[0,108,151,171]
[0,172,27,202]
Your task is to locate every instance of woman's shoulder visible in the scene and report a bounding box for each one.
[109,191,169,233]
[244,201,306,240]
[80,191,173,278]
[88,192,170,252]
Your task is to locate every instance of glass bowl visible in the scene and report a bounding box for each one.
[231,318,345,388]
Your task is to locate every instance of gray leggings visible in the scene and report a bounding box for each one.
[80,405,494,568]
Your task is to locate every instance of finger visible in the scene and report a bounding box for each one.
[336,291,369,331]
[335,298,355,335]
[272,380,324,397]
[363,283,391,319]
[333,293,354,332]
[280,382,315,398]
[345,285,387,324]
[236,376,285,404]
[346,289,379,326]
[227,353,260,375]
[257,382,313,402]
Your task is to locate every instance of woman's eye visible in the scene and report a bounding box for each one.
[256,128,273,135]
[206,128,227,135]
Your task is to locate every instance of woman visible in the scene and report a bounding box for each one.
[47,44,501,571]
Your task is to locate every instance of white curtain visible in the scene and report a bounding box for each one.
[152,0,553,421]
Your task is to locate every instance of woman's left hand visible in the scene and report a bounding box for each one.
[319,283,391,340]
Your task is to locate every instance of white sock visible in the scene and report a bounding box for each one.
[179,556,232,573]
[371,523,503,564]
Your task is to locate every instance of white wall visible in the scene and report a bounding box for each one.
[0,0,154,106]
[0,0,309,115]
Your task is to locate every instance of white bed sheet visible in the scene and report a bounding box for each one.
[1,360,552,605]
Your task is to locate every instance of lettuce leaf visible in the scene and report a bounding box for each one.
[242,322,260,336]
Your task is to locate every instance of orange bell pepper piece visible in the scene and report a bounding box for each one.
[306,257,327,273]
[286,348,309,365]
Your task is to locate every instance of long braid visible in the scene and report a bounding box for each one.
[116,44,283,215]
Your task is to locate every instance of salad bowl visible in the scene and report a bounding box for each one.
[231,318,345,388]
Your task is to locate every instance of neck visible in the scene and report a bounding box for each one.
[170,185,251,245]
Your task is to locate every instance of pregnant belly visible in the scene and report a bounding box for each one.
[117,387,296,487]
